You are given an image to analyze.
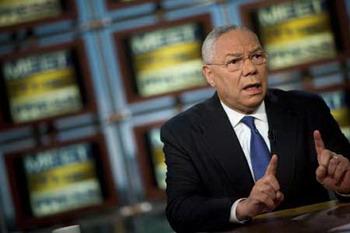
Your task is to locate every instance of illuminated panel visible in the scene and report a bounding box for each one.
[341,127,350,141]
[23,143,103,217]
[321,90,350,141]
[127,22,206,97]
[2,50,83,123]
[5,136,117,229]
[146,127,166,190]
[253,0,337,70]
[0,0,63,27]
[134,122,166,200]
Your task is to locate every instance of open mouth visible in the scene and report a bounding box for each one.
[243,83,261,90]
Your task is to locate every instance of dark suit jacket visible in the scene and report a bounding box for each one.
[160,89,350,233]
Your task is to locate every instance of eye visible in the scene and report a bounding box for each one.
[227,58,242,65]
[251,53,265,61]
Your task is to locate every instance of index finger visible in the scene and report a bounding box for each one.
[265,154,278,176]
[313,130,325,156]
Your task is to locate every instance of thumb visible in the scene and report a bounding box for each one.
[313,130,325,163]
[265,154,278,176]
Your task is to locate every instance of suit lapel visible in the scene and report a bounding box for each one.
[200,94,255,193]
[265,91,299,195]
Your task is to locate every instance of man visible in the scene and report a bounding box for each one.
[160,25,350,233]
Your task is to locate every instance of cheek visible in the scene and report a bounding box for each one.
[259,68,269,82]
[222,78,239,94]
[222,74,239,87]
[214,72,241,94]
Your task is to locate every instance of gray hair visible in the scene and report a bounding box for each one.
[201,25,256,64]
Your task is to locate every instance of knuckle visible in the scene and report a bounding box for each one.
[261,196,270,204]
[264,175,272,183]
[330,158,338,166]
[323,149,331,155]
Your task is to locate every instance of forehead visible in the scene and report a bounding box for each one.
[214,29,261,55]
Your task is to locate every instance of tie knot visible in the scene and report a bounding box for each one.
[241,116,256,130]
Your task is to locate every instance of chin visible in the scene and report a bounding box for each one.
[248,96,264,105]
[245,100,263,111]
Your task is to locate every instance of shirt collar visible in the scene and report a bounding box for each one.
[220,101,268,128]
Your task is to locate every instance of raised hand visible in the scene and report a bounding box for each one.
[314,130,350,194]
[236,154,284,220]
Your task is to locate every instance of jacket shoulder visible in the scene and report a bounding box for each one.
[268,88,326,108]
[161,98,209,133]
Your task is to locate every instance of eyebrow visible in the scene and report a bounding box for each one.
[224,47,264,59]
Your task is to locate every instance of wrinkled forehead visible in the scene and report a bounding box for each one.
[214,29,262,57]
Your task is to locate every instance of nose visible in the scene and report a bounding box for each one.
[241,57,257,76]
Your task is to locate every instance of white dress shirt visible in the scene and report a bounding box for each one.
[220,101,271,223]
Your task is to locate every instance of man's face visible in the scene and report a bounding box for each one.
[203,29,268,114]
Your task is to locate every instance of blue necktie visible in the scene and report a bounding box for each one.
[241,116,271,180]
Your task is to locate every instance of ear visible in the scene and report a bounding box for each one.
[202,65,216,87]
